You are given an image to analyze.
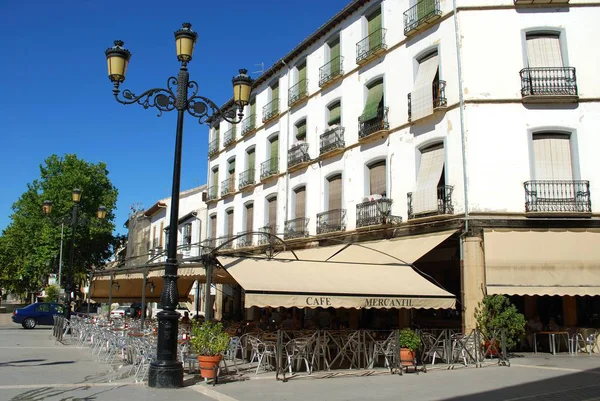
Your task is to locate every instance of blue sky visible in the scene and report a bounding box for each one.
[0,0,350,234]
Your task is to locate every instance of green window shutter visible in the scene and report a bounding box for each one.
[296,121,307,140]
[418,0,435,20]
[328,102,341,126]
[215,126,220,142]
[232,123,236,135]
[228,159,235,174]
[270,137,279,169]
[361,81,383,121]
[329,38,341,75]
[213,169,219,186]
[250,100,256,116]
[247,150,255,171]
[367,9,382,50]
[298,63,307,93]
[271,85,279,114]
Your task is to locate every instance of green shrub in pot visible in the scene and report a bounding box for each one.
[189,321,230,356]
[398,328,422,351]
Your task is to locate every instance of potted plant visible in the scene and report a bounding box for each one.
[475,295,526,354]
[398,328,422,367]
[190,321,230,379]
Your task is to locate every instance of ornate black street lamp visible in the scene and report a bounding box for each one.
[105,22,252,388]
[43,190,107,318]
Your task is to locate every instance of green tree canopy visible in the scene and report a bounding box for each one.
[0,154,119,296]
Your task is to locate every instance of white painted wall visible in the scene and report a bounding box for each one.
[206,0,600,240]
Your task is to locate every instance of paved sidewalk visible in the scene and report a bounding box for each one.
[1,319,600,401]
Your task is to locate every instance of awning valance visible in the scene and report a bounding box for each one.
[485,229,600,296]
[218,230,457,310]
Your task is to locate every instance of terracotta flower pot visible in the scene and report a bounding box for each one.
[198,355,222,379]
[485,340,499,355]
[400,347,416,366]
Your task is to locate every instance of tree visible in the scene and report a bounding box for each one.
[475,294,526,350]
[0,154,119,298]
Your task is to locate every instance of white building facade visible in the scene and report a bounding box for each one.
[206,0,600,331]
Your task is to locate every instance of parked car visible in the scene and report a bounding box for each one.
[110,306,130,318]
[151,303,190,319]
[74,303,99,314]
[126,303,143,318]
[12,302,64,329]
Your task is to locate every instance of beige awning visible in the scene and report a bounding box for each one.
[90,276,195,303]
[219,230,457,310]
[146,264,237,284]
[485,229,600,296]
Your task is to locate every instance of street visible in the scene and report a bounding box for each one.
[1,319,600,401]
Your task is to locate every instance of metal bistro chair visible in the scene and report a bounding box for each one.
[570,330,599,355]
[249,336,277,374]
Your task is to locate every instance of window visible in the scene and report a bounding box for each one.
[532,133,573,180]
[368,160,386,197]
[159,222,164,247]
[245,203,254,233]
[250,98,256,117]
[212,167,219,186]
[152,226,157,248]
[226,209,234,238]
[214,125,220,141]
[297,61,307,93]
[413,143,445,214]
[367,7,383,50]
[36,304,50,312]
[294,186,306,219]
[328,174,343,211]
[267,197,277,227]
[411,51,440,121]
[361,79,384,122]
[210,215,217,240]
[328,101,341,127]
[247,148,255,172]
[271,83,279,110]
[182,223,192,250]
[269,135,279,167]
[328,36,340,65]
[526,33,563,68]
[295,119,307,141]
[227,158,236,178]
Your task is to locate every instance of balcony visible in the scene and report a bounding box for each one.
[320,126,345,156]
[288,79,309,107]
[263,99,280,124]
[238,168,255,189]
[319,56,344,88]
[358,107,389,141]
[217,235,234,250]
[524,180,591,214]
[260,158,279,181]
[220,177,235,197]
[356,28,387,65]
[242,114,256,136]
[514,0,569,5]
[288,143,311,171]
[207,185,219,202]
[404,0,442,37]
[408,80,447,122]
[258,225,278,245]
[356,198,397,228]
[223,128,236,147]
[208,138,219,157]
[407,185,454,220]
[520,67,578,103]
[284,217,309,239]
[317,209,346,234]
[236,231,254,248]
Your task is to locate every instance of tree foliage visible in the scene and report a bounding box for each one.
[475,294,526,350]
[0,154,119,296]
[44,284,61,303]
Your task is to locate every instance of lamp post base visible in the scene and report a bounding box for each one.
[148,361,184,388]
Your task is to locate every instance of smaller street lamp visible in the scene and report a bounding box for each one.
[97,206,108,220]
[72,188,82,203]
[42,200,53,215]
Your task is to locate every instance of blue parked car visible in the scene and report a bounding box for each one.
[12,303,64,329]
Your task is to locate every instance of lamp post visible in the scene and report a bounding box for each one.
[105,22,252,388]
[43,190,107,318]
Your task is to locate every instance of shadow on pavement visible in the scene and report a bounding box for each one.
[438,367,600,401]
[0,359,75,367]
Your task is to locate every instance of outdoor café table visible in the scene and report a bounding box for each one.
[534,331,570,355]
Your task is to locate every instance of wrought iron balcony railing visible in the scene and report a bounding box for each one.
[514,0,570,5]
[288,143,310,169]
[284,217,309,239]
[319,56,344,87]
[289,79,309,106]
[520,67,578,99]
[238,168,255,189]
[203,238,218,250]
[217,235,234,250]
[317,209,346,234]
[404,0,442,36]
[524,180,591,213]
[320,126,345,155]
[408,80,447,121]
[358,107,389,139]
[407,185,454,220]
[260,158,279,180]
[236,231,254,248]
[356,28,387,64]
[223,128,236,147]
[207,185,219,201]
[263,99,280,123]
[208,138,219,156]
[220,177,235,197]
[242,114,256,136]
[258,224,278,245]
[356,198,394,228]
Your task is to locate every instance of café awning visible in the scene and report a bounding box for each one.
[218,230,457,310]
[485,229,600,296]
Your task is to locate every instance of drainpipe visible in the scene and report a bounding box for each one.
[281,59,292,228]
